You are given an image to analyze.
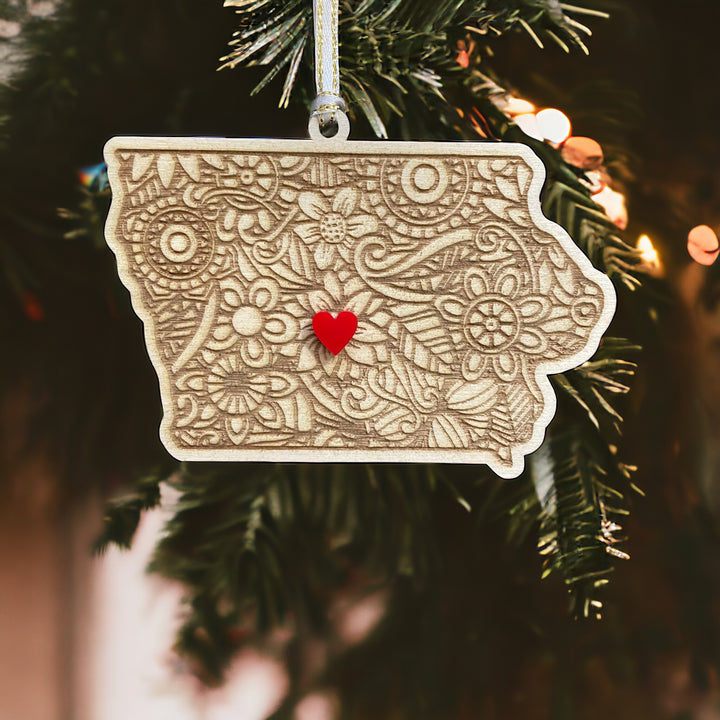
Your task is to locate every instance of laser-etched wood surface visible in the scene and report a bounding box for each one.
[104,137,615,477]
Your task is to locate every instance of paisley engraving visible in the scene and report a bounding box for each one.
[104,137,615,478]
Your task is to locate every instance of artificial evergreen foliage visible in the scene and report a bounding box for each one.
[222,0,606,139]
[95,0,642,670]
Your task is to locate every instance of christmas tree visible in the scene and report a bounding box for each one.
[2,0,720,718]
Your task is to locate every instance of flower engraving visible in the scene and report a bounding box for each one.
[131,206,229,291]
[208,277,299,368]
[436,267,553,384]
[207,357,270,415]
[465,297,520,352]
[203,360,304,444]
[295,188,377,269]
[230,155,278,198]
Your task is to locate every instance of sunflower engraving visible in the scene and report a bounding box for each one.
[295,188,377,269]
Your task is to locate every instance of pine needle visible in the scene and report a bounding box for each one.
[559,3,610,19]
[518,17,545,49]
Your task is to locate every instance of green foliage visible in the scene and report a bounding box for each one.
[536,377,635,619]
[94,469,164,551]
[541,161,641,291]
[222,0,609,137]
[146,462,465,681]
[59,183,111,247]
[495,337,637,617]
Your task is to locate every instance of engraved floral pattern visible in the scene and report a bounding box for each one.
[208,277,299,368]
[295,187,377,269]
[105,140,615,477]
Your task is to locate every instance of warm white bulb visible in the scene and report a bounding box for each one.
[594,186,628,230]
[637,234,660,268]
[295,693,338,720]
[514,113,543,140]
[505,97,536,116]
[536,108,572,145]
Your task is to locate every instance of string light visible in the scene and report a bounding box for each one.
[687,224,720,266]
[561,136,604,171]
[535,108,572,146]
[513,113,543,140]
[593,186,627,230]
[505,97,535,116]
[637,234,661,274]
[581,170,606,195]
[503,96,627,230]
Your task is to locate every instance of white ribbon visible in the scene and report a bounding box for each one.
[310,0,347,138]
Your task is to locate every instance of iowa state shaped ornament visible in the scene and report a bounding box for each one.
[104,136,615,478]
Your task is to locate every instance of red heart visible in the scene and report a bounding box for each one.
[312,311,358,355]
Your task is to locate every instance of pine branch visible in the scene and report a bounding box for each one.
[533,338,638,616]
[0,0,653,686]
[93,468,164,551]
[539,420,634,619]
[220,0,611,134]
[498,338,639,618]
[145,461,460,680]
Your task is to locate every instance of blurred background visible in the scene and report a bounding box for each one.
[2,0,720,718]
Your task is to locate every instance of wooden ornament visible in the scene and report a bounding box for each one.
[104,136,615,478]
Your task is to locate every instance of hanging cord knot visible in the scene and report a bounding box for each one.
[309,0,349,141]
[310,93,347,117]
